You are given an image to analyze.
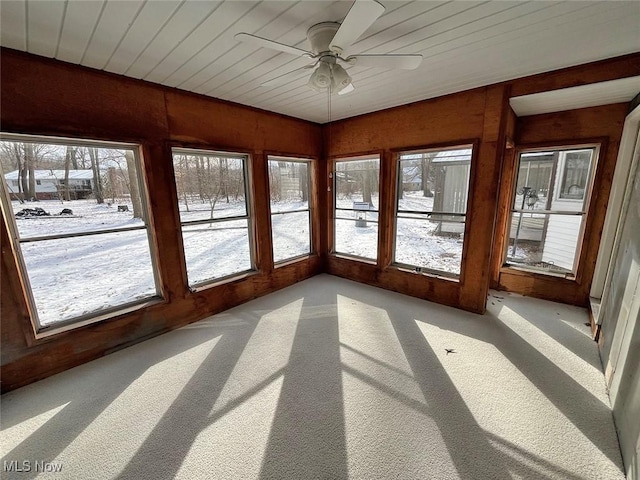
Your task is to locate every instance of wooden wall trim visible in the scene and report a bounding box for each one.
[509,52,640,98]
[458,85,511,312]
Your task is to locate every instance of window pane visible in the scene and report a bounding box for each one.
[1,142,146,238]
[182,219,252,286]
[21,230,157,327]
[335,218,378,260]
[334,157,379,259]
[507,147,596,276]
[172,152,247,223]
[506,212,582,275]
[272,211,311,263]
[559,150,593,202]
[1,137,159,329]
[335,159,380,210]
[394,148,471,276]
[268,158,312,264]
[268,160,309,212]
[513,153,554,210]
[398,149,471,214]
[395,217,465,275]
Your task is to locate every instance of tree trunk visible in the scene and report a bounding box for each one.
[125,152,142,219]
[108,167,117,203]
[182,155,190,212]
[362,170,372,206]
[12,143,25,203]
[63,146,72,201]
[89,148,104,204]
[25,143,36,201]
[422,154,432,197]
[299,163,308,202]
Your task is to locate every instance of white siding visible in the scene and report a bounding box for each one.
[541,214,582,271]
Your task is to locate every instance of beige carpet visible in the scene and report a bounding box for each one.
[1,274,624,479]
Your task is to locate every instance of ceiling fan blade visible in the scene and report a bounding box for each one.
[235,33,314,58]
[347,54,423,70]
[329,0,385,54]
[261,64,316,87]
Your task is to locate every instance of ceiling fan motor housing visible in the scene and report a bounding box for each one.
[307,22,342,55]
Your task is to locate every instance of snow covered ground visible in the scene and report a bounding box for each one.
[9,191,469,327]
[10,199,156,327]
[334,192,466,274]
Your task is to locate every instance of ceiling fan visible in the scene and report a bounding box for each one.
[235,0,422,95]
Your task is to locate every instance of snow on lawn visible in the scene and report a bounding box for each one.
[11,199,156,326]
[335,192,465,274]
[10,192,465,327]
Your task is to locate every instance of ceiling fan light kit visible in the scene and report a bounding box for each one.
[235,0,422,95]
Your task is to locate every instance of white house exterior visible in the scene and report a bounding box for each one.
[541,149,594,271]
[4,170,94,200]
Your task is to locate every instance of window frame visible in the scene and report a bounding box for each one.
[267,155,313,265]
[392,145,473,279]
[0,133,163,336]
[171,147,256,289]
[504,144,600,278]
[332,154,381,262]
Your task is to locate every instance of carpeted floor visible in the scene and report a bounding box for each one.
[1,274,625,479]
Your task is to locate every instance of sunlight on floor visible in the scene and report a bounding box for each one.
[1,403,69,455]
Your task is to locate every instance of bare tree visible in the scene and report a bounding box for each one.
[62,146,75,201]
[125,151,142,219]
[88,147,104,204]
[25,143,36,201]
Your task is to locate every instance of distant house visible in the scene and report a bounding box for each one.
[4,170,95,200]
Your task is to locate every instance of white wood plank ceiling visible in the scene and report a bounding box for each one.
[1,1,639,123]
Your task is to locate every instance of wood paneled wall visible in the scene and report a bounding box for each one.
[1,48,639,392]
[0,49,322,392]
[323,86,512,313]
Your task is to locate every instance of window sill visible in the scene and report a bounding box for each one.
[188,269,258,293]
[390,264,460,283]
[33,296,166,341]
[501,265,576,281]
[274,253,315,268]
[331,253,377,265]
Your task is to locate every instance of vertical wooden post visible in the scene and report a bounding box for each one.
[251,151,274,275]
[378,149,396,269]
[140,142,188,300]
[459,85,512,313]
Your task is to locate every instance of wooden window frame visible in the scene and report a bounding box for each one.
[0,133,163,337]
[171,147,256,290]
[392,144,474,280]
[267,155,314,266]
[502,143,600,279]
[331,154,382,263]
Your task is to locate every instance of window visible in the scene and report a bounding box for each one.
[333,156,380,260]
[268,157,312,263]
[0,135,160,330]
[506,146,597,276]
[394,147,472,277]
[172,148,253,287]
